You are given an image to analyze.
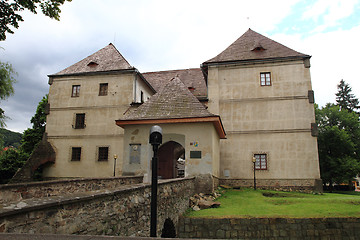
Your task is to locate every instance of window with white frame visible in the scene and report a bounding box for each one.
[254,154,267,170]
[72,85,80,97]
[260,72,271,86]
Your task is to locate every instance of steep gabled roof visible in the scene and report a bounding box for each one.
[204,28,310,64]
[116,76,226,138]
[143,68,207,99]
[50,43,133,76]
[122,76,213,120]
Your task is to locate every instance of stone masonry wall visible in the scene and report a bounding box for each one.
[178,217,360,239]
[217,178,323,193]
[0,176,143,205]
[0,177,195,237]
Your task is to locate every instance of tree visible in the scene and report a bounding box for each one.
[316,103,360,190]
[21,94,47,155]
[0,95,47,183]
[335,79,359,113]
[0,148,28,183]
[0,0,72,41]
[0,60,16,127]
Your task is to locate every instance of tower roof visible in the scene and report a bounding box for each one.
[204,28,310,64]
[50,43,133,76]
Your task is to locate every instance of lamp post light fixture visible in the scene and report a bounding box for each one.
[113,154,118,177]
[252,156,257,190]
[149,125,162,237]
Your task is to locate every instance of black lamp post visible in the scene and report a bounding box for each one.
[113,154,118,177]
[149,125,162,237]
[252,156,257,190]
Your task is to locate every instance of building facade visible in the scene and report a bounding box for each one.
[42,29,321,190]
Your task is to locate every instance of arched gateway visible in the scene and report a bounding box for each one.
[116,77,226,180]
[158,141,185,179]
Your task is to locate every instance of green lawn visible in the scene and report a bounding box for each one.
[185,188,360,218]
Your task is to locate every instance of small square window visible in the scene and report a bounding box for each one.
[71,147,81,161]
[98,147,109,161]
[99,83,108,96]
[74,113,85,129]
[254,154,267,170]
[72,85,80,97]
[260,72,271,86]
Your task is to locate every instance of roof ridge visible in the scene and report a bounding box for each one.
[109,43,133,69]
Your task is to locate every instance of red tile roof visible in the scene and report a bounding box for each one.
[51,43,133,76]
[205,28,310,64]
[142,68,207,99]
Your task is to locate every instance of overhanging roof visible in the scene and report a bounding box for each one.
[116,116,226,139]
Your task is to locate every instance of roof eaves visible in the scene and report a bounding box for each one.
[203,55,311,67]
[115,115,226,139]
[48,68,137,78]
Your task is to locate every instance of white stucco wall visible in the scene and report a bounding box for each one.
[44,73,137,178]
[121,122,221,181]
[207,60,320,181]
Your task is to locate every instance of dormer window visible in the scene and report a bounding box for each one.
[253,46,265,51]
[251,41,266,52]
[87,61,98,67]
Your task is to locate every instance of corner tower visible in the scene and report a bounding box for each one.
[44,44,154,178]
[202,29,321,191]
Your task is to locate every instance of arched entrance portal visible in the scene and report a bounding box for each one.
[158,141,185,179]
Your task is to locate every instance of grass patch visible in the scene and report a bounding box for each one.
[185,188,360,218]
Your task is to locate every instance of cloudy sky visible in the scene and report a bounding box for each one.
[1,0,360,133]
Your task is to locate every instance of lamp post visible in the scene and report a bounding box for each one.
[113,154,118,177]
[252,156,257,190]
[149,125,162,237]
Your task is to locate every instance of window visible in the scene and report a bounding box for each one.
[71,147,81,161]
[254,154,267,170]
[99,83,108,96]
[140,91,144,103]
[260,72,271,86]
[72,85,80,97]
[98,147,109,161]
[74,113,85,129]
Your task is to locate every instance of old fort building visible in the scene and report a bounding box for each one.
[42,29,321,191]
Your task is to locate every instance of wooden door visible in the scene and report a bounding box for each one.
[158,141,175,179]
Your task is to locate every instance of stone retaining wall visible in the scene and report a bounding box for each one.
[0,177,195,237]
[0,176,143,205]
[217,178,323,193]
[178,217,360,239]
